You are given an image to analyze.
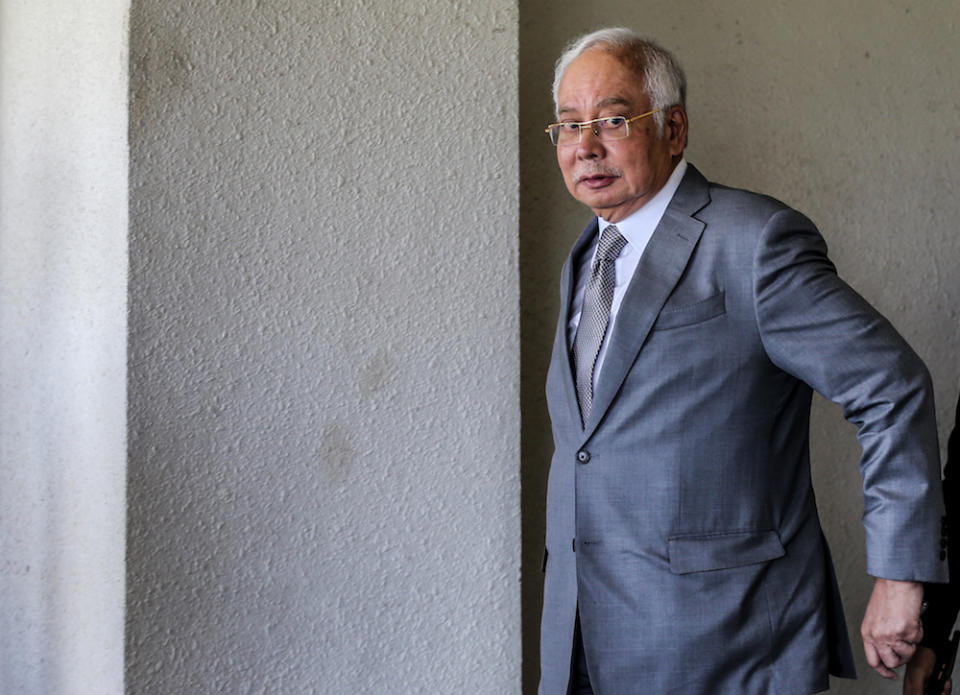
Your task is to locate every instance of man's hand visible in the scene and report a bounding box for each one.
[903,645,952,695]
[861,578,924,679]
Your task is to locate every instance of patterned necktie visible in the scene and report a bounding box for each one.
[572,225,627,425]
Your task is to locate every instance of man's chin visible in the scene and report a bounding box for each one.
[575,190,623,212]
[581,196,636,222]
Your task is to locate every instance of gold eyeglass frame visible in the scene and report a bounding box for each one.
[544,108,662,146]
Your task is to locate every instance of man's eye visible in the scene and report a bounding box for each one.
[602,117,626,128]
[560,122,581,131]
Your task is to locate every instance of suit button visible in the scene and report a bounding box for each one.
[577,450,590,463]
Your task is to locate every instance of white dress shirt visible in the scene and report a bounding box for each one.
[567,159,688,392]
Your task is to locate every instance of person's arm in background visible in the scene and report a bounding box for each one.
[904,390,960,695]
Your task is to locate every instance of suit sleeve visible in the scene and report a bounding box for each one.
[752,208,947,582]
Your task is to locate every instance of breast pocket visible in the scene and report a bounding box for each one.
[653,292,726,331]
[667,529,784,574]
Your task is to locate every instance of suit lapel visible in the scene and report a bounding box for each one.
[551,219,599,431]
[583,166,711,438]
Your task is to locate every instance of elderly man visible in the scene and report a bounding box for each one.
[539,28,948,694]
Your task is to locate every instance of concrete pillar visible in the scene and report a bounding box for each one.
[0,1,129,692]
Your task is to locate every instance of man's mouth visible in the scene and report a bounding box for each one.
[578,172,619,188]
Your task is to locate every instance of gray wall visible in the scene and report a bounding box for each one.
[0,1,128,692]
[520,2,960,693]
[3,1,958,693]
[128,1,520,694]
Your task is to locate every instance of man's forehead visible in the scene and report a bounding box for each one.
[556,50,646,115]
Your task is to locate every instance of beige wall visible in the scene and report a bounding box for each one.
[519,2,960,693]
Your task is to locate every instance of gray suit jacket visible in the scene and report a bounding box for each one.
[539,165,948,695]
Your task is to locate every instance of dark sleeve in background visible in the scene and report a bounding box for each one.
[921,390,960,649]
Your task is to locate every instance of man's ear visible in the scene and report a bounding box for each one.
[666,105,688,154]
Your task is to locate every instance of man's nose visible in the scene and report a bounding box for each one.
[576,126,605,158]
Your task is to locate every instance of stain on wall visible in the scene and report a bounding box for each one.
[320,422,355,486]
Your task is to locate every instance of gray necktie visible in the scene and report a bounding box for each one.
[572,225,627,425]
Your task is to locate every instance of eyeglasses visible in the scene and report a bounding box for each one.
[544,109,662,146]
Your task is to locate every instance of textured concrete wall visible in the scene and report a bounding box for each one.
[0,2,129,693]
[520,2,959,693]
[128,1,519,693]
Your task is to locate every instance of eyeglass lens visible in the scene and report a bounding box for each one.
[549,117,628,145]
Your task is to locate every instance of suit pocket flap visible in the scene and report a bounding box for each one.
[668,529,784,574]
[653,292,725,330]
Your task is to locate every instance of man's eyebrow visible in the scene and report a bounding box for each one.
[556,96,632,118]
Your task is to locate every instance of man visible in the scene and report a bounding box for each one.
[539,28,948,695]
[904,390,959,695]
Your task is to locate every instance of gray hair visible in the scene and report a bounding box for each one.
[552,28,686,133]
